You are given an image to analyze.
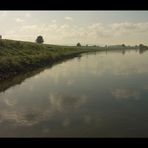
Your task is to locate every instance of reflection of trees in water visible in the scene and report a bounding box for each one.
[105,48,107,55]
[139,44,148,54]
[103,48,136,55]
[0,56,80,93]
[77,55,81,62]
[139,48,148,54]
[122,49,125,55]
[0,68,46,93]
[135,49,138,53]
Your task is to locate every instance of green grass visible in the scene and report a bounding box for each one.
[0,39,103,80]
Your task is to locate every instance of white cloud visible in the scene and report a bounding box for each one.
[88,22,148,37]
[65,16,73,21]
[4,21,148,45]
[0,11,8,17]
[15,18,25,23]
[60,24,69,29]
[21,25,37,30]
[25,13,31,18]
[0,11,8,22]
[51,19,56,23]
[111,22,148,35]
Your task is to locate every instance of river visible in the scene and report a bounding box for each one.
[0,49,148,137]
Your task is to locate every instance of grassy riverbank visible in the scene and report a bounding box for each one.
[0,39,104,80]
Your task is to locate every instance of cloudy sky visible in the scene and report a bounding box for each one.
[0,11,148,46]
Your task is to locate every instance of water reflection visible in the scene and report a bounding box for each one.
[0,49,148,137]
[122,49,125,55]
[0,48,146,94]
[0,55,82,93]
[0,92,88,127]
[111,89,140,100]
[139,48,148,54]
[76,55,81,62]
[143,85,148,90]
[48,93,87,112]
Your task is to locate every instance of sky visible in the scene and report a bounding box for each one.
[0,11,148,46]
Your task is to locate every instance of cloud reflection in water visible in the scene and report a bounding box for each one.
[111,89,140,100]
[0,93,88,127]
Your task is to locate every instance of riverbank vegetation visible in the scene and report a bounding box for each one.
[0,39,105,80]
[0,39,142,80]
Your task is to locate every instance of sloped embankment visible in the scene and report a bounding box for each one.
[0,39,102,80]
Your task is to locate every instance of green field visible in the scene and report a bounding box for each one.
[0,39,105,80]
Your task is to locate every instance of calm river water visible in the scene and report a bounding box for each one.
[0,49,148,137]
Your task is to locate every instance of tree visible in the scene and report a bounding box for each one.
[77,43,81,47]
[36,35,44,44]
[122,44,125,47]
[139,44,144,48]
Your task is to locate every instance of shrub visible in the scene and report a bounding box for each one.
[36,36,44,44]
[77,43,81,47]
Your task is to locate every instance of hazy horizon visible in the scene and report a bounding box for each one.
[1,11,148,46]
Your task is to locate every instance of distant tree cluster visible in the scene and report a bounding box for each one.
[36,35,44,44]
[77,43,81,47]
[139,44,144,47]
[0,35,2,39]
[139,44,148,50]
